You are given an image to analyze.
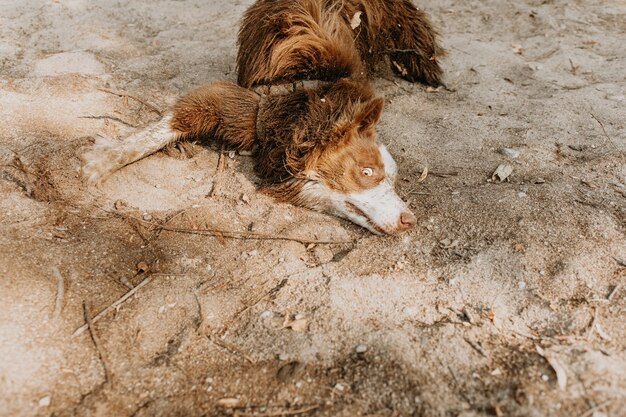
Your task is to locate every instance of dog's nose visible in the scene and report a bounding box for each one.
[399,211,417,230]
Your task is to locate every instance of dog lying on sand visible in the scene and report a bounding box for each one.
[83,0,444,235]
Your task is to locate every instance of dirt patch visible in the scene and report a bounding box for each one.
[1,1,624,416]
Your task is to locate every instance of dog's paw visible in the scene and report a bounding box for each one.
[81,135,122,186]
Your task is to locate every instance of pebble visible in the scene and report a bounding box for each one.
[403,307,419,317]
[518,281,527,289]
[355,344,368,354]
[39,397,51,407]
[260,310,272,319]
[501,148,520,158]
[142,213,153,221]
[518,192,528,198]
[278,353,289,361]
[541,374,549,381]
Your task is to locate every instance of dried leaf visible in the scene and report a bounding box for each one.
[136,261,149,273]
[492,164,513,182]
[282,312,308,332]
[288,318,308,332]
[350,11,362,30]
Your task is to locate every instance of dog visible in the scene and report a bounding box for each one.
[82,0,444,235]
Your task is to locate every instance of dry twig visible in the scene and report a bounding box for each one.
[157,225,353,245]
[208,336,255,364]
[237,405,320,417]
[79,115,138,128]
[209,145,227,198]
[98,87,163,116]
[464,337,489,358]
[83,301,111,383]
[218,279,289,337]
[98,205,353,245]
[417,166,429,183]
[73,274,153,337]
[577,399,614,417]
[51,267,65,320]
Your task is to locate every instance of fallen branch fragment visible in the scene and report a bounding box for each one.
[97,87,163,116]
[577,399,614,417]
[209,145,227,198]
[417,166,429,183]
[98,205,352,245]
[73,274,153,337]
[590,113,613,144]
[51,267,65,320]
[79,115,138,128]
[218,279,289,337]
[83,301,111,383]
[464,337,489,358]
[238,405,320,417]
[208,336,255,364]
[157,225,353,245]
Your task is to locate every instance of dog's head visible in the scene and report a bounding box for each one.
[297,96,417,235]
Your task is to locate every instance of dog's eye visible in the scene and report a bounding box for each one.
[362,167,374,177]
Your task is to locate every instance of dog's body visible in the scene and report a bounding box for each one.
[83,0,444,235]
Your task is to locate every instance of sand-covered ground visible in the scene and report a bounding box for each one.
[1,0,625,416]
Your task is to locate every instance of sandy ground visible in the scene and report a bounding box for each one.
[1,0,625,416]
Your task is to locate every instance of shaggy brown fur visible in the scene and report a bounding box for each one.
[168,0,444,198]
[237,0,444,88]
[83,0,443,233]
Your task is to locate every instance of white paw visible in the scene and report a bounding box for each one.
[81,135,122,186]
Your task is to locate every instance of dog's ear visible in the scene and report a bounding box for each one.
[354,97,384,133]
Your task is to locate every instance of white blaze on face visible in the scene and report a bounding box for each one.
[299,145,416,235]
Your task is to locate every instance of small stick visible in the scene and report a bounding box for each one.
[417,166,429,183]
[73,275,153,337]
[586,308,598,340]
[157,225,353,245]
[97,205,353,245]
[590,113,611,142]
[51,267,65,320]
[218,279,289,337]
[83,301,111,383]
[237,405,320,417]
[97,87,163,116]
[210,145,227,198]
[208,336,255,364]
[431,171,459,178]
[577,399,613,417]
[79,115,138,128]
[608,283,622,300]
[464,337,489,358]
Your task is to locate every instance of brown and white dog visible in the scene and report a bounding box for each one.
[83,0,444,235]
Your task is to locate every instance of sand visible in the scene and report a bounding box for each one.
[0,0,625,416]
